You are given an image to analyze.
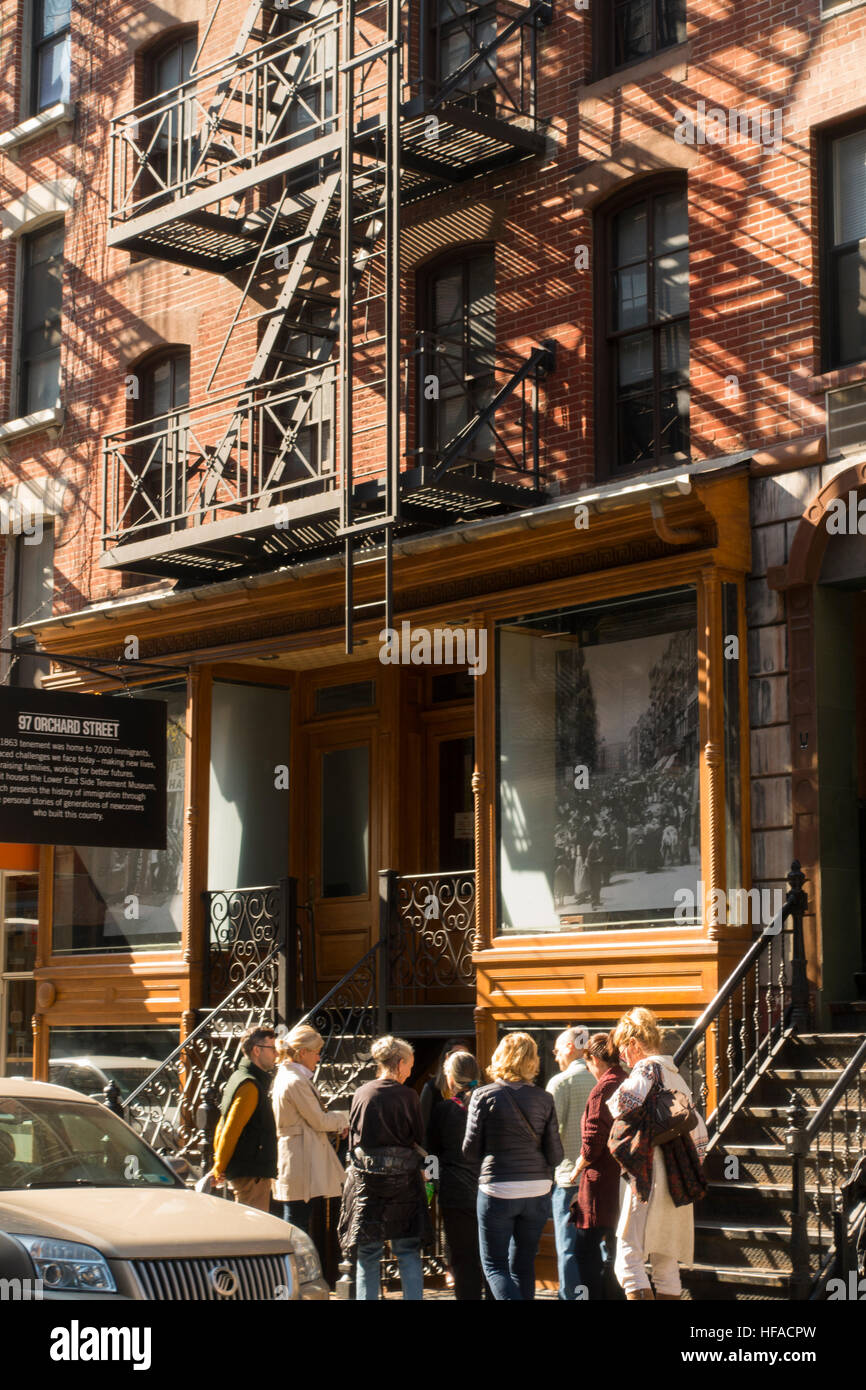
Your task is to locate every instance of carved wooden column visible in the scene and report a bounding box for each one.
[699,570,726,941]
[471,616,495,953]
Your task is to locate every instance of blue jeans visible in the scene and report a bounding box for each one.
[476,1190,552,1300]
[356,1237,423,1301]
[283,1200,311,1233]
[551,1184,583,1299]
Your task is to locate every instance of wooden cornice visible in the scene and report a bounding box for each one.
[33,471,750,681]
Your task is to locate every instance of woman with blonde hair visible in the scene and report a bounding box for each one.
[462,1031,563,1299]
[338,1035,431,1300]
[607,1007,707,1300]
[271,1024,349,1244]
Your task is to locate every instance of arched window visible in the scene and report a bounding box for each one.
[418,245,496,466]
[140,29,197,199]
[130,348,190,534]
[596,179,689,476]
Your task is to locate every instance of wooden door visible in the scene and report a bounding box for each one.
[305,720,379,991]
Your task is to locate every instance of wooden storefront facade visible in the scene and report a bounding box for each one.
[19,462,757,1106]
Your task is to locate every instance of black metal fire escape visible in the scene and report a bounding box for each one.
[102,0,555,649]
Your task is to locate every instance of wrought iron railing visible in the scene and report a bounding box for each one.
[122,941,283,1164]
[300,943,385,1105]
[673,860,810,1130]
[204,878,304,1010]
[789,1038,866,1297]
[387,868,476,1007]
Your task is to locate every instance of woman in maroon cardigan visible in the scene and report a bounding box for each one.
[568,1033,628,1299]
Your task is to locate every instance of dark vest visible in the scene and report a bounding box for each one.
[219,1057,278,1180]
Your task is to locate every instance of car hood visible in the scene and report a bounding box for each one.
[0,1188,296,1260]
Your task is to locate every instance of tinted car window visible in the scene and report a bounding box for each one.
[0,1098,181,1190]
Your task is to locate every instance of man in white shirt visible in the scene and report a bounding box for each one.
[546,1025,594,1299]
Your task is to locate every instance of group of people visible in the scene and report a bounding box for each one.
[208,1005,707,1301]
[554,769,699,910]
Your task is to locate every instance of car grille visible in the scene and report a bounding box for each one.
[128,1254,293,1301]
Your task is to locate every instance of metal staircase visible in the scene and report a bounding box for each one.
[101,0,556,646]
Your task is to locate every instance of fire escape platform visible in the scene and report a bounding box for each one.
[107,110,543,268]
[99,471,551,583]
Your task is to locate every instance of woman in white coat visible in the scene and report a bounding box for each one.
[607,1007,707,1300]
[272,1024,349,1240]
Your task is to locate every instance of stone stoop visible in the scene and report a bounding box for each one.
[680,1033,864,1301]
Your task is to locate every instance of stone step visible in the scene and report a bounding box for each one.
[680,1263,791,1300]
[773,1033,865,1068]
[693,1218,822,1272]
[700,1180,836,1225]
[706,1141,858,1185]
[722,1103,863,1145]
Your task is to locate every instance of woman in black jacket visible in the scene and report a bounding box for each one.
[338,1035,431,1300]
[462,1032,563,1300]
[428,1050,486,1301]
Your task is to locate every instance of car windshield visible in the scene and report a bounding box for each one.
[0,1097,182,1191]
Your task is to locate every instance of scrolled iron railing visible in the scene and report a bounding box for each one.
[673,860,810,1130]
[387,868,476,1007]
[121,939,284,1164]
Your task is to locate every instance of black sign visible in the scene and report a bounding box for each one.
[0,688,167,849]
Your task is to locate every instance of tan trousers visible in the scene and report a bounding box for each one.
[228,1176,272,1212]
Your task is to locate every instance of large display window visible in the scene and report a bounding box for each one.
[497,588,701,933]
[51,684,186,953]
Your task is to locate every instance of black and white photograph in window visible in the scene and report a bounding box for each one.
[498,588,701,932]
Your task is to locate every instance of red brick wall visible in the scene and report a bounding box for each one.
[1,1,865,623]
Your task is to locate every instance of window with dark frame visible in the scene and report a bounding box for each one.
[596,0,686,77]
[143,30,197,200]
[9,525,54,689]
[19,222,64,417]
[418,245,496,467]
[32,0,71,113]
[824,124,866,370]
[130,348,190,533]
[598,181,690,476]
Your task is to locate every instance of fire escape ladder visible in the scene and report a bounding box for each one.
[200,172,340,511]
[340,0,402,655]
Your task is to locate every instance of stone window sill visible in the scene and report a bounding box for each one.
[0,407,65,455]
[577,43,691,105]
[0,103,74,155]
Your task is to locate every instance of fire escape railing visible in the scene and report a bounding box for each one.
[109,14,341,231]
[404,332,555,490]
[411,0,553,128]
[101,364,337,546]
[102,336,551,547]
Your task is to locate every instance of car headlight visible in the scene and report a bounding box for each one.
[13,1236,117,1293]
[290,1230,322,1286]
